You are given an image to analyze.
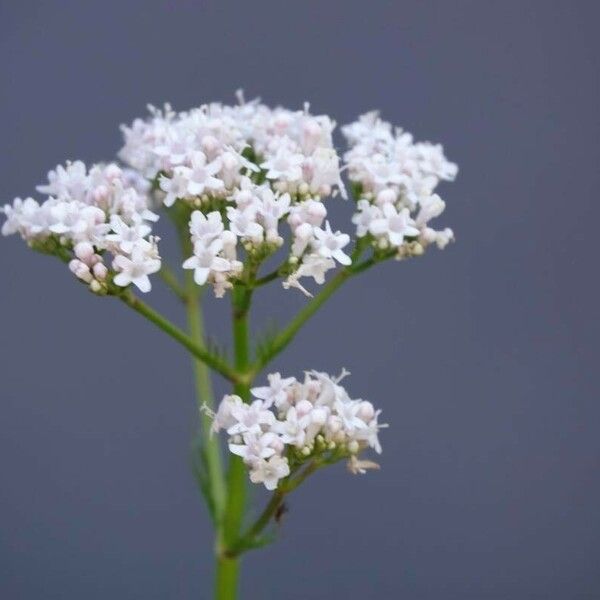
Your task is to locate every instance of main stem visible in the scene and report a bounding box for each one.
[185,283,226,520]
[215,284,252,600]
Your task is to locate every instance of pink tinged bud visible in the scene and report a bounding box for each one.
[68,259,80,275]
[104,164,122,180]
[296,399,313,418]
[308,202,327,221]
[74,242,95,262]
[270,437,285,453]
[92,185,109,204]
[201,135,220,155]
[222,153,237,171]
[357,401,375,422]
[288,213,302,229]
[303,120,321,139]
[376,189,397,205]
[69,259,92,283]
[93,262,108,281]
[327,415,342,434]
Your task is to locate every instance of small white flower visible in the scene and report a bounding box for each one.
[189,210,224,244]
[159,167,190,207]
[313,221,351,265]
[369,204,419,246]
[182,238,231,286]
[113,243,161,293]
[261,145,304,182]
[415,193,446,228]
[249,455,290,491]
[226,206,263,242]
[229,431,279,464]
[227,400,276,437]
[153,131,193,167]
[287,198,327,231]
[185,151,224,196]
[106,215,151,254]
[251,372,297,408]
[352,200,381,237]
[211,394,244,434]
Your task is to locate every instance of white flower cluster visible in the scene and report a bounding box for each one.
[211,370,385,490]
[1,161,160,293]
[343,112,457,254]
[118,96,351,297]
[2,96,458,299]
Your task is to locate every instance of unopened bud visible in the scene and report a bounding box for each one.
[298,182,309,195]
[411,242,424,256]
[357,401,375,422]
[89,279,102,294]
[296,399,313,417]
[348,440,360,454]
[92,262,108,281]
[74,242,95,262]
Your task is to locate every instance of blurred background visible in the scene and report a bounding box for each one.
[1,1,598,598]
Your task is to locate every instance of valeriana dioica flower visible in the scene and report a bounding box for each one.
[2,93,457,599]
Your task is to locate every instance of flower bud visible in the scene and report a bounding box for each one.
[74,242,95,263]
[298,182,309,195]
[69,259,92,283]
[270,437,284,453]
[357,401,375,422]
[376,189,397,205]
[348,440,360,454]
[93,262,108,281]
[296,399,313,417]
[201,135,220,156]
[411,242,424,256]
[104,164,122,180]
[89,280,102,294]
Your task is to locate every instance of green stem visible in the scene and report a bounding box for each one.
[215,556,239,600]
[118,291,239,384]
[228,460,321,557]
[249,268,350,377]
[216,284,253,599]
[249,245,392,378]
[186,286,226,520]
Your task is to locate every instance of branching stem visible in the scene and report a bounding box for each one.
[118,290,240,384]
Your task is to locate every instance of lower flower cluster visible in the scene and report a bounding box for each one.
[211,370,385,490]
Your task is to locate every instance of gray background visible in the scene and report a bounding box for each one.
[1,1,598,598]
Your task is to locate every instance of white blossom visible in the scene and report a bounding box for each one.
[369,204,419,247]
[313,221,351,265]
[249,455,290,491]
[251,372,297,409]
[113,242,161,293]
[212,369,385,490]
[182,239,232,286]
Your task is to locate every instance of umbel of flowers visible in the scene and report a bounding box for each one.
[1,93,457,600]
